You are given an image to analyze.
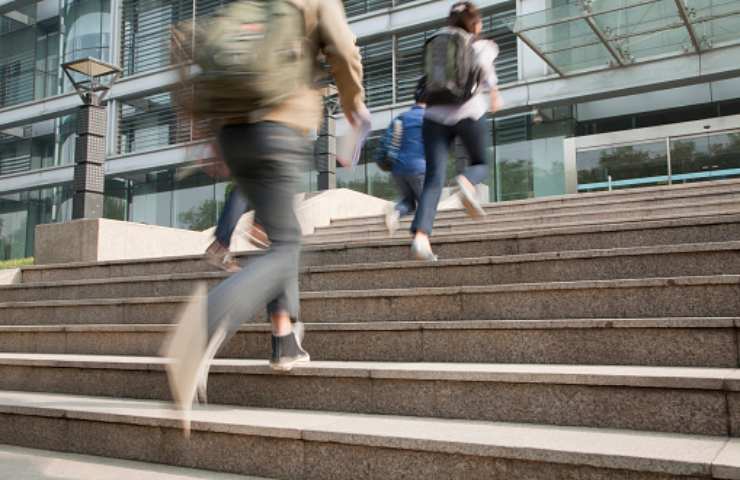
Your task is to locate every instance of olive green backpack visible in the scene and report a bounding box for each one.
[172,0,312,117]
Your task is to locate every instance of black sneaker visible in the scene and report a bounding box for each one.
[269,322,310,372]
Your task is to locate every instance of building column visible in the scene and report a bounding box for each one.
[316,100,337,191]
[72,101,107,219]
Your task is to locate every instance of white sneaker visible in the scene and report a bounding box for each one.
[384,205,401,236]
[456,175,486,219]
[161,283,208,436]
[410,236,438,262]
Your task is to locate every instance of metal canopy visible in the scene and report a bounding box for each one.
[514,0,740,77]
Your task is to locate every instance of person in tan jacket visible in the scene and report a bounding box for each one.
[164,0,367,433]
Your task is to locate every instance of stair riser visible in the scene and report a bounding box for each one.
[21,220,740,283]
[312,203,740,238]
[329,183,740,228]
[5,250,740,302]
[303,250,740,292]
[2,282,738,325]
[321,194,740,233]
[301,283,740,323]
[0,364,735,437]
[0,414,708,480]
[1,326,736,367]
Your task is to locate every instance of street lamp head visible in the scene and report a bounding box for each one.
[62,57,122,105]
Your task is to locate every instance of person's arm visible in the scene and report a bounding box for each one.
[476,40,502,113]
[490,86,503,113]
[316,0,367,125]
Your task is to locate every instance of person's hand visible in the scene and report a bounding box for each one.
[345,102,370,128]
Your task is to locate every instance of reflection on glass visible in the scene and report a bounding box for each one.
[577,141,668,191]
[173,170,217,230]
[0,2,62,108]
[336,164,367,194]
[104,178,129,221]
[671,131,740,183]
[62,0,111,62]
[367,163,395,200]
[0,115,76,176]
[130,169,174,226]
[0,184,72,260]
[495,137,566,201]
[594,0,679,40]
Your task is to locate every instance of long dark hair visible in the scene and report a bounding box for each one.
[448,2,481,34]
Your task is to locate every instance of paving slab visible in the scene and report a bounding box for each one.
[0,444,264,479]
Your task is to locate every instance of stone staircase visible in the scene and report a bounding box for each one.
[0,179,739,479]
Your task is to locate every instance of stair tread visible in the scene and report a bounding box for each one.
[0,353,738,389]
[1,274,737,308]
[0,317,736,332]
[0,444,264,480]
[7,241,740,290]
[0,389,733,477]
[17,213,740,275]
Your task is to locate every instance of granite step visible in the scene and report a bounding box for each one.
[307,201,740,242]
[5,242,740,302]
[0,318,737,367]
[1,275,738,326]
[0,354,737,436]
[317,194,740,235]
[0,390,736,479]
[0,444,266,480]
[20,214,740,284]
[329,178,740,228]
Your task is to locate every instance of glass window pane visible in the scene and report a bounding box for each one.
[121,0,193,76]
[118,91,191,154]
[613,26,690,63]
[342,0,392,18]
[671,131,740,183]
[130,169,174,226]
[173,170,217,230]
[593,0,680,40]
[396,28,436,103]
[0,192,29,260]
[577,141,669,191]
[359,39,393,107]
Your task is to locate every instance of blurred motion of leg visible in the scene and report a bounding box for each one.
[162,122,309,434]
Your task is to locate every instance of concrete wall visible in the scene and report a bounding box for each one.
[34,189,392,265]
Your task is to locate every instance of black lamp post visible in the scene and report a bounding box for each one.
[62,57,121,219]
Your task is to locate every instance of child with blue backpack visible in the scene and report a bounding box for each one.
[375,79,427,234]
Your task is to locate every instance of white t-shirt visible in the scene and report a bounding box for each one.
[424,39,499,126]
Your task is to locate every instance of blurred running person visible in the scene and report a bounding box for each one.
[164,0,367,433]
[410,1,503,261]
[374,78,427,235]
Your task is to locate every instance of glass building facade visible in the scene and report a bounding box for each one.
[1,0,740,260]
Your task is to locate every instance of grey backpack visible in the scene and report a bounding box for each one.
[172,0,312,117]
[423,27,480,106]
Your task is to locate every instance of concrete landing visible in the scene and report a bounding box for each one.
[0,444,266,479]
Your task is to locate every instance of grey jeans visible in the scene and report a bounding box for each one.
[206,122,308,340]
[393,173,425,217]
